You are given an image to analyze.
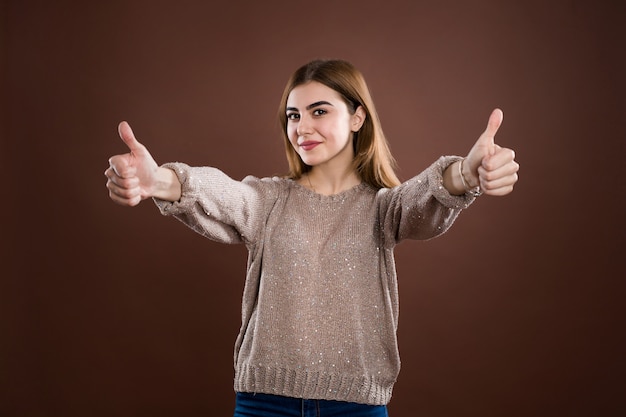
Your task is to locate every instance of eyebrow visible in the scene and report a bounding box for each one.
[286,101,334,112]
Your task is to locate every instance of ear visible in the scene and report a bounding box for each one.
[351,106,366,132]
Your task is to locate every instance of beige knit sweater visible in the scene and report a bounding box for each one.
[154,155,475,405]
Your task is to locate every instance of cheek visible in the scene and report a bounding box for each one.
[327,117,348,134]
[286,124,298,143]
[324,120,349,142]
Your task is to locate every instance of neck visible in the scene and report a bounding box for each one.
[302,166,361,196]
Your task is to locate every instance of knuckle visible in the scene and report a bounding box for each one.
[481,171,495,182]
[480,179,493,191]
[118,177,131,188]
[483,159,496,171]
[119,188,136,199]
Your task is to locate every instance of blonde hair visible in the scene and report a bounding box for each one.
[278,59,400,189]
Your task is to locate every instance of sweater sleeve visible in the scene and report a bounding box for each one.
[378,155,476,245]
[152,162,276,246]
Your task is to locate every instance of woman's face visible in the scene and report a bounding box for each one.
[286,81,364,170]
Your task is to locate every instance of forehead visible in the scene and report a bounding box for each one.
[286,81,344,108]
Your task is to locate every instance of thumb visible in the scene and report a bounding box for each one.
[118,121,145,154]
[478,108,503,156]
[484,108,503,138]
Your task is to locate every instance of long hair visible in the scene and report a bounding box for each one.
[278,59,400,189]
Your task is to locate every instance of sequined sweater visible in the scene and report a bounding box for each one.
[153,155,475,405]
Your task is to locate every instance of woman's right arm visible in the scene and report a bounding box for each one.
[105,121,181,206]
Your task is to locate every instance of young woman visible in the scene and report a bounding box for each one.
[105,59,519,416]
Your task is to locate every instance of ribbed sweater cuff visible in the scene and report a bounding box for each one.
[234,364,394,406]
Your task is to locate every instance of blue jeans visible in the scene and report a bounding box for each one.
[234,392,389,417]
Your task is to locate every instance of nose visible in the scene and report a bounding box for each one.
[296,114,312,136]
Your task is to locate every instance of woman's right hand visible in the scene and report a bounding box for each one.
[105,122,180,206]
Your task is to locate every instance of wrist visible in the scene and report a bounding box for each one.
[153,167,182,202]
[459,158,482,196]
[443,160,466,195]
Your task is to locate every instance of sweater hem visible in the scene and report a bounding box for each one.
[233,364,394,406]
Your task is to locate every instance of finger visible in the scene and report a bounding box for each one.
[480,172,518,196]
[108,154,136,178]
[108,186,142,206]
[106,178,142,204]
[118,121,145,154]
[481,183,516,197]
[105,167,140,188]
[478,160,519,186]
[482,147,516,172]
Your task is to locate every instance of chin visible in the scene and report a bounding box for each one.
[299,156,320,167]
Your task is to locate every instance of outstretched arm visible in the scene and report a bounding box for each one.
[104,122,181,206]
[443,109,519,196]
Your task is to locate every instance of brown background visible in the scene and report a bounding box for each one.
[2,0,625,416]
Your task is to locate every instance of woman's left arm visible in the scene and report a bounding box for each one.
[443,109,519,196]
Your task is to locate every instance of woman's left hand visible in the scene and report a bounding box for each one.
[463,109,519,196]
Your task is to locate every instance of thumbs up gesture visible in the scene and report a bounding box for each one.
[462,109,519,196]
[105,122,181,206]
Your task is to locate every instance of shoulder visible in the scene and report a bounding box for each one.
[240,174,297,200]
[242,174,293,189]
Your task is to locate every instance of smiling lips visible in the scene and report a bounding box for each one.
[299,141,321,151]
